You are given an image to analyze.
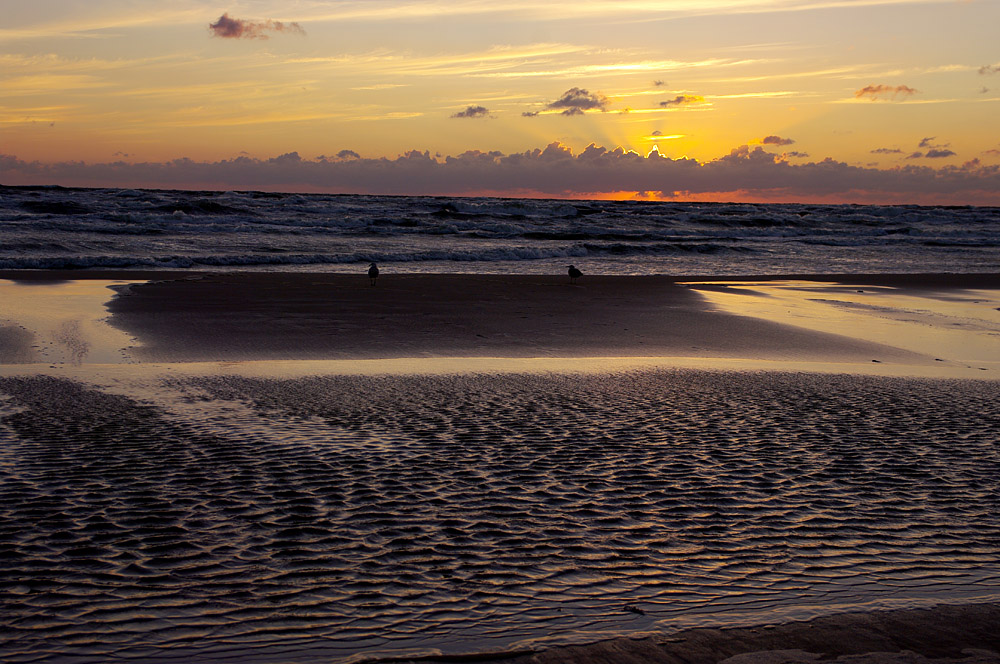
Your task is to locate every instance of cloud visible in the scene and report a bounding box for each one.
[918,136,938,148]
[546,88,609,115]
[336,149,360,159]
[4,143,999,204]
[209,13,305,39]
[651,130,663,136]
[782,151,809,158]
[659,94,705,107]
[979,64,1000,75]
[451,105,491,119]
[761,135,795,146]
[925,149,956,159]
[521,111,540,117]
[854,84,919,100]
[653,80,665,87]
[871,148,904,155]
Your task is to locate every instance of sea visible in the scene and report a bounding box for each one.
[2,185,1000,663]
[2,185,999,275]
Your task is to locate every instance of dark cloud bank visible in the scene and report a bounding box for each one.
[2,144,998,203]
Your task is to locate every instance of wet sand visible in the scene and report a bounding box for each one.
[93,272,971,364]
[2,270,997,367]
[2,271,999,663]
[2,369,999,663]
[503,602,1000,664]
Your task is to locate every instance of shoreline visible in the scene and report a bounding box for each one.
[2,269,1000,287]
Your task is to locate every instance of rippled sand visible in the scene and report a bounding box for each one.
[2,369,999,662]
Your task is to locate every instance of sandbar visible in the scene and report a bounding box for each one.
[82,271,981,364]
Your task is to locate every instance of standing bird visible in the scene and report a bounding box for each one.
[567,265,582,283]
[368,262,379,286]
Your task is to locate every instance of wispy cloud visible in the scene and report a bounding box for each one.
[979,64,1000,75]
[761,135,795,145]
[0,0,956,44]
[209,13,306,39]
[854,84,919,100]
[294,0,953,25]
[2,74,111,96]
[0,6,207,41]
[480,58,754,79]
[871,147,903,154]
[285,43,587,78]
[710,65,869,83]
[710,91,797,99]
[351,83,409,90]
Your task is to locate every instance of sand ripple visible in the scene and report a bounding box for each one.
[1,371,999,662]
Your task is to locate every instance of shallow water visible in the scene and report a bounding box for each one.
[0,280,139,365]
[2,369,999,663]
[687,282,1000,369]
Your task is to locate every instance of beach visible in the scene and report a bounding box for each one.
[1,271,999,663]
[4,270,999,368]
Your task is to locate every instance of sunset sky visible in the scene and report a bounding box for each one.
[2,0,999,202]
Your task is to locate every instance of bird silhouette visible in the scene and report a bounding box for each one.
[567,265,582,283]
[368,262,379,286]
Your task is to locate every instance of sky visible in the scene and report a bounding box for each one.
[2,0,999,203]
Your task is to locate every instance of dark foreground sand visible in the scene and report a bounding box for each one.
[487,603,1000,664]
[40,270,998,363]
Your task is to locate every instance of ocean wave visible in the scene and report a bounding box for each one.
[18,200,94,215]
[2,186,1000,274]
[0,240,757,270]
[150,199,257,216]
[429,199,591,219]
